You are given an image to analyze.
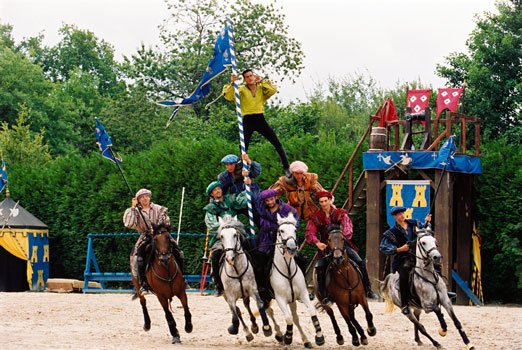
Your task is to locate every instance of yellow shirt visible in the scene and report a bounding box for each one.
[222,80,277,115]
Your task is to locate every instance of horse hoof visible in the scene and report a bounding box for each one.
[438,328,447,337]
[467,345,475,350]
[284,334,293,345]
[361,337,368,345]
[275,334,284,342]
[415,340,423,346]
[246,333,254,342]
[185,323,193,333]
[171,336,181,344]
[143,324,150,332]
[336,336,344,345]
[315,335,325,346]
[352,339,360,347]
[367,327,377,337]
[251,324,259,334]
[435,343,442,349]
[227,325,239,335]
[304,341,313,349]
[262,325,272,337]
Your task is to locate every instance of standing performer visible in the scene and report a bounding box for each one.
[270,160,326,221]
[123,188,184,292]
[218,153,261,195]
[204,180,251,296]
[306,191,378,306]
[379,206,431,314]
[223,69,291,177]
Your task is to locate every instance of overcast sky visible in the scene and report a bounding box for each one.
[1,0,498,103]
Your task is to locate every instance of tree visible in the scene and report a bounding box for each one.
[436,0,522,138]
[123,0,304,112]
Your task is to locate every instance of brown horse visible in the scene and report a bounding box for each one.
[131,224,193,343]
[315,229,376,346]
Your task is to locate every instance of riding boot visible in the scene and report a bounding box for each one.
[294,252,308,276]
[211,250,224,296]
[434,263,456,299]
[173,248,185,274]
[316,264,332,307]
[359,262,378,299]
[136,238,150,292]
[398,265,410,315]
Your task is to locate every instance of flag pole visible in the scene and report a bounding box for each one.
[226,17,256,240]
[176,187,185,244]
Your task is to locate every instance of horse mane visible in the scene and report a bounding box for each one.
[152,221,171,235]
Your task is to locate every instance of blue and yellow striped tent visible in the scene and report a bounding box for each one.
[0,195,49,291]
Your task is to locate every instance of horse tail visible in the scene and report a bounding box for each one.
[380,274,396,314]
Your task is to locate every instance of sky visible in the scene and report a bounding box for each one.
[0,0,498,103]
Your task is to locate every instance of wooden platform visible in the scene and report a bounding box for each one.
[46,278,101,293]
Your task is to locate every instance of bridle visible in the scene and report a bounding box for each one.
[276,221,298,256]
[151,230,178,283]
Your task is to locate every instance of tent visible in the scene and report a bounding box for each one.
[0,193,49,291]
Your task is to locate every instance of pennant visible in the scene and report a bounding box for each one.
[436,135,457,166]
[158,24,233,127]
[436,87,463,118]
[377,98,398,127]
[406,89,431,113]
[0,159,7,193]
[95,118,121,163]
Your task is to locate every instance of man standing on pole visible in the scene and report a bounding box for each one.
[223,69,291,177]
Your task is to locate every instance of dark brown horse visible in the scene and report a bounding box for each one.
[315,229,376,346]
[131,224,192,343]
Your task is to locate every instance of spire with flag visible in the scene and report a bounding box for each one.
[0,159,7,193]
[95,118,121,164]
[158,24,233,127]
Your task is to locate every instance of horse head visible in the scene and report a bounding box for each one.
[416,228,442,267]
[152,222,172,267]
[276,213,298,257]
[218,215,244,265]
[327,227,346,265]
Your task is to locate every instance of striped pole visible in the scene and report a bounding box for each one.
[227,18,256,240]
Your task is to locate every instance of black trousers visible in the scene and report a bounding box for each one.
[397,262,413,307]
[243,113,289,170]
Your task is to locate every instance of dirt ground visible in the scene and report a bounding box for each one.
[1,291,521,350]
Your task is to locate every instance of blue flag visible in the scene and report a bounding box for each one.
[157,24,232,127]
[437,135,457,166]
[95,118,121,163]
[0,159,7,193]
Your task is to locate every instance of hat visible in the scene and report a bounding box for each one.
[315,191,333,201]
[221,154,239,163]
[390,206,407,216]
[206,181,222,196]
[260,189,278,201]
[289,160,308,173]
[135,188,151,198]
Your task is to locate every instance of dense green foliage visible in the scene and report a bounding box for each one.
[0,1,520,302]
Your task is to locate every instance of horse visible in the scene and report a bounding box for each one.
[264,213,325,348]
[217,215,272,342]
[131,223,192,343]
[380,227,474,349]
[315,228,377,346]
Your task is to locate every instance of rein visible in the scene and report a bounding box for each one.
[271,221,300,302]
[150,232,179,283]
[221,228,250,299]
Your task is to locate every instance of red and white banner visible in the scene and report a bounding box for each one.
[377,98,398,127]
[406,89,431,113]
[436,88,463,118]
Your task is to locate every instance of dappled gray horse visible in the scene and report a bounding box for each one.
[266,213,324,348]
[217,215,272,342]
[381,228,474,349]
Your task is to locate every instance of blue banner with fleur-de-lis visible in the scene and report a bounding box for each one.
[385,180,430,227]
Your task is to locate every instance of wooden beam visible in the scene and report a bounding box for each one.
[365,170,384,284]
[454,174,473,304]
[434,170,454,288]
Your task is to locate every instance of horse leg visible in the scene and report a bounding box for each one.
[176,289,193,333]
[266,305,283,342]
[432,305,447,337]
[242,296,259,334]
[441,300,474,349]
[338,304,360,346]
[235,305,254,342]
[225,298,240,336]
[254,292,272,336]
[289,301,312,349]
[274,296,294,345]
[326,306,344,345]
[404,310,441,349]
[412,308,423,346]
[300,289,325,346]
[139,294,151,332]
[349,305,368,345]
[158,295,180,344]
[359,296,376,337]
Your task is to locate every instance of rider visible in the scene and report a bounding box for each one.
[204,180,251,296]
[218,153,261,195]
[252,188,299,303]
[379,206,431,315]
[306,191,378,307]
[123,188,184,293]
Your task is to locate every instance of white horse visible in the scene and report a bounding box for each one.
[218,215,272,342]
[381,228,474,349]
[265,213,325,348]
